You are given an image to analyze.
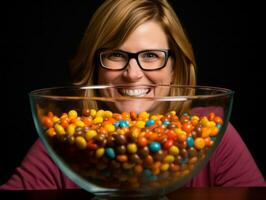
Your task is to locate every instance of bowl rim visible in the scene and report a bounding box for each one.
[28,84,234,101]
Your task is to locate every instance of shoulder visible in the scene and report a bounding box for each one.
[27,139,79,189]
[214,122,246,157]
[188,122,266,186]
[25,138,51,161]
[20,138,60,176]
[210,122,266,186]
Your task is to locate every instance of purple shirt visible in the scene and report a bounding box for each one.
[1,123,265,189]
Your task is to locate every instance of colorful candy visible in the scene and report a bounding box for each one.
[41,109,223,189]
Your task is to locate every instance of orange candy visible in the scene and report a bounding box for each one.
[214,116,223,125]
[194,138,205,149]
[43,116,53,128]
[137,137,148,147]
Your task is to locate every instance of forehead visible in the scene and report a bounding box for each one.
[119,20,169,51]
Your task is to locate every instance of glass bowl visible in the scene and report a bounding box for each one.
[29,85,234,200]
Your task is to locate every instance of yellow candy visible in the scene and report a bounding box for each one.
[96,109,105,117]
[136,121,145,128]
[66,124,76,136]
[52,116,60,123]
[75,136,87,149]
[85,130,97,140]
[169,145,179,155]
[90,109,97,117]
[96,148,105,158]
[200,116,209,126]
[151,115,158,121]
[164,155,175,163]
[127,143,138,153]
[68,110,78,119]
[54,124,65,135]
[192,115,199,121]
[139,111,149,119]
[103,110,113,118]
[175,128,186,136]
[93,116,103,124]
[209,121,216,127]
[75,120,85,127]
[170,111,176,116]
[160,163,169,171]
[46,127,56,137]
[104,124,115,133]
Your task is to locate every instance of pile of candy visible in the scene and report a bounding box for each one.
[41,108,223,189]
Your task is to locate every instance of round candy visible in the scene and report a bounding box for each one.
[42,108,223,189]
[148,142,161,152]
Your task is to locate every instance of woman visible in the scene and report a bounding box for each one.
[1,0,265,189]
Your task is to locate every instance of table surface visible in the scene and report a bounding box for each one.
[1,187,266,200]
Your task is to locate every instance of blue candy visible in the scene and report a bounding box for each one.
[105,148,116,159]
[216,124,222,129]
[145,119,155,127]
[148,141,161,152]
[119,120,129,127]
[163,121,170,126]
[187,136,194,148]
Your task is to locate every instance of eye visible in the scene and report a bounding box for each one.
[142,52,158,59]
[140,51,162,62]
[106,51,127,61]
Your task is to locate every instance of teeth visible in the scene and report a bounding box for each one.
[119,89,149,97]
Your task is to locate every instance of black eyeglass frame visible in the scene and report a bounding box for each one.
[98,49,171,71]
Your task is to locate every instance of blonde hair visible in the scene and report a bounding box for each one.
[70,0,196,88]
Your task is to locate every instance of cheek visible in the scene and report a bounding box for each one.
[164,60,174,83]
[97,69,118,84]
[146,65,173,84]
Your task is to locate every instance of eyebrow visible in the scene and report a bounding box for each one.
[113,49,169,53]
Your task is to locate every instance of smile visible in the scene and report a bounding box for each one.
[118,88,150,97]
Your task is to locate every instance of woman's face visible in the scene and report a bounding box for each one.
[97,20,173,113]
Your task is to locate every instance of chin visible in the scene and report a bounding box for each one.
[113,100,156,114]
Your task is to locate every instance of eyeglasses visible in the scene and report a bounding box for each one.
[99,49,171,71]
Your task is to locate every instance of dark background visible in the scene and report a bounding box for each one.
[1,0,265,184]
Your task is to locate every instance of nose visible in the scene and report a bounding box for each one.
[122,58,144,81]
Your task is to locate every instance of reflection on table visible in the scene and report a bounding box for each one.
[1,187,266,200]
